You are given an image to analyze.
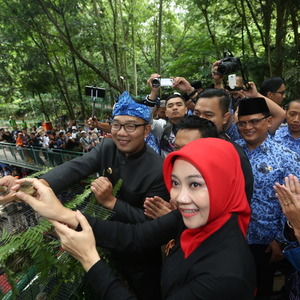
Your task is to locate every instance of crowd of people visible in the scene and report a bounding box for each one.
[0,60,300,300]
[0,121,112,167]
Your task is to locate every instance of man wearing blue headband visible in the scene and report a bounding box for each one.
[0,91,169,300]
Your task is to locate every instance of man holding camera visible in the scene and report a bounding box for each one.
[146,74,198,157]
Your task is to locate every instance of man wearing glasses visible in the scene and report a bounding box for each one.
[260,77,286,106]
[0,91,169,300]
[273,99,300,155]
[236,97,300,299]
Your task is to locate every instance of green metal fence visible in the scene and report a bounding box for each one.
[0,143,83,171]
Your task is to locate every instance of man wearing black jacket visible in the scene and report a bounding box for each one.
[0,91,169,300]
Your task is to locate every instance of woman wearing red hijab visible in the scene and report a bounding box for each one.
[16,138,256,299]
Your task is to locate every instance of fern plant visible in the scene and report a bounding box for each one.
[0,169,117,299]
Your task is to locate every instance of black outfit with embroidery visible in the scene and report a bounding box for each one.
[85,212,256,300]
[41,138,169,300]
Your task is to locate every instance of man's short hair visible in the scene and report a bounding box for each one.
[165,93,186,105]
[260,77,284,96]
[177,115,219,138]
[286,99,300,110]
[197,89,230,115]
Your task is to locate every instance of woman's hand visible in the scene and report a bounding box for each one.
[274,174,300,242]
[13,178,77,228]
[52,210,100,272]
[144,196,176,219]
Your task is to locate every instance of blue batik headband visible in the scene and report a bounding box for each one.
[112,91,151,123]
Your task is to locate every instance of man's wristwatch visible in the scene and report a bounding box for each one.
[187,89,197,98]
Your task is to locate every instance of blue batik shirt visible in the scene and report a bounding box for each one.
[236,135,300,245]
[145,132,160,155]
[226,122,241,141]
[272,124,300,155]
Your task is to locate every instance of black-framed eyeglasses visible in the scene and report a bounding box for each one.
[110,121,148,132]
[236,116,270,128]
[274,90,286,95]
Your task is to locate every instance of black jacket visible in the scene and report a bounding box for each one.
[41,138,169,223]
[86,212,256,299]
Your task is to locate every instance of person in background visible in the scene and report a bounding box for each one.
[273,99,300,155]
[16,132,26,161]
[210,60,224,89]
[65,131,80,152]
[8,116,17,130]
[21,119,27,130]
[90,132,100,149]
[56,132,67,150]
[153,99,167,121]
[260,77,286,106]
[146,74,189,157]
[71,126,78,140]
[79,131,92,152]
[236,97,300,299]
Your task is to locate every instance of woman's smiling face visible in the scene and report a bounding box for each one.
[170,158,210,229]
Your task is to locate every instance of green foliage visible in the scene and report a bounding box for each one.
[0,169,114,298]
[0,0,298,119]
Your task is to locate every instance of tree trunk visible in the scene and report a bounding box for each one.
[245,0,272,75]
[157,0,163,73]
[237,0,257,57]
[37,92,50,121]
[273,0,288,76]
[118,0,129,91]
[194,0,219,58]
[287,0,300,65]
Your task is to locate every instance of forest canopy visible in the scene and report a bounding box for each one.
[0,0,299,121]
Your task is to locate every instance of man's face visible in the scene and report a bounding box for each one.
[286,102,300,137]
[156,108,167,120]
[194,97,229,132]
[165,97,187,122]
[174,129,202,151]
[237,113,271,150]
[268,83,286,105]
[111,115,150,156]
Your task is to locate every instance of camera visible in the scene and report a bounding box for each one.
[152,78,174,88]
[217,56,240,75]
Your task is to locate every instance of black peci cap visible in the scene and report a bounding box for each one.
[238,97,270,116]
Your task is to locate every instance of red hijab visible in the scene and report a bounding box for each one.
[163,138,250,258]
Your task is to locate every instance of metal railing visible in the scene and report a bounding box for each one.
[0,142,83,171]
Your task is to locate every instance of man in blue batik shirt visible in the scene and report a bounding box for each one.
[236,97,300,299]
[273,99,300,155]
